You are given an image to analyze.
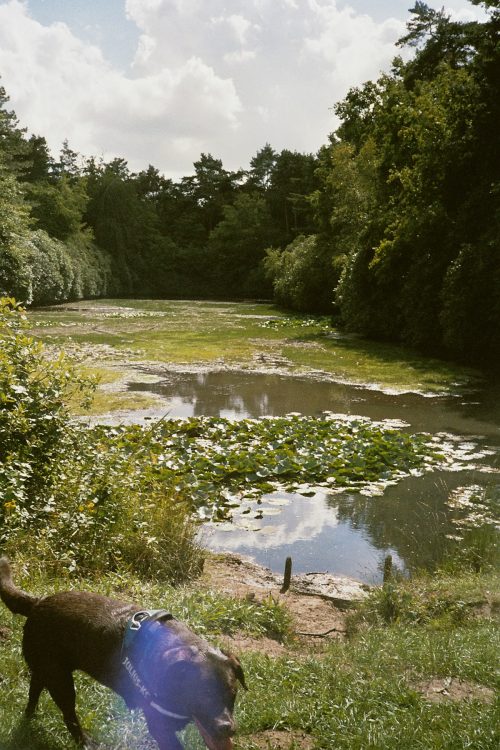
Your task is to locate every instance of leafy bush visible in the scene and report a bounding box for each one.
[0,297,92,516]
[0,298,203,580]
[25,230,76,304]
[265,235,338,313]
[25,231,114,305]
[0,169,32,302]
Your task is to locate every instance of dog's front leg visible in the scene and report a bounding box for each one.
[144,711,185,750]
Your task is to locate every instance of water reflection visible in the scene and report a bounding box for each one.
[201,491,405,585]
[129,370,500,440]
[202,470,499,584]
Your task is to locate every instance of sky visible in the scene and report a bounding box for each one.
[0,0,486,177]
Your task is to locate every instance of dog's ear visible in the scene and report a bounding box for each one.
[227,653,248,691]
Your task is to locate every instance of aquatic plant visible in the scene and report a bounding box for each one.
[94,413,464,522]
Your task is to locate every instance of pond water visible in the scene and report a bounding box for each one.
[128,370,500,583]
[129,370,500,438]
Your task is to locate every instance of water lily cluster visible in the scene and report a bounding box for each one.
[104,413,451,522]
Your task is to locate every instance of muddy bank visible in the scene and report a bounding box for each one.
[199,553,369,654]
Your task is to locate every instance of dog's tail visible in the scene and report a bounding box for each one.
[0,557,40,617]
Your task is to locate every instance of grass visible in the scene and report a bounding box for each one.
[283,334,474,393]
[69,366,160,416]
[238,623,499,749]
[0,565,498,749]
[27,300,481,420]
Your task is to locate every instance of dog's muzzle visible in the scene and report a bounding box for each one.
[194,718,234,750]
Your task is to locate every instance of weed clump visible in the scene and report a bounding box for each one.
[347,566,499,633]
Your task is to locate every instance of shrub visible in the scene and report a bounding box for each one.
[0,298,203,581]
[265,235,338,313]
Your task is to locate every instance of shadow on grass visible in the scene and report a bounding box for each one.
[288,329,479,389]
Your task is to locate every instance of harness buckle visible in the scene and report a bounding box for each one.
[130,610,150,631]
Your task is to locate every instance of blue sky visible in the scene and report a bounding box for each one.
[0,1,486,176]
[28,0,139,68]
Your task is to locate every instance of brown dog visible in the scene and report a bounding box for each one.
[0,557,246,750]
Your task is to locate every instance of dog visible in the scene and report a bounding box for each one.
[0,557,246,750]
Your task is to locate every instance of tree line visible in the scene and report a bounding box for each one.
[1,1,498,365]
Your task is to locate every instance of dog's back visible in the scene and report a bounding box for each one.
[0,557,136,685]
[22,590,137,686]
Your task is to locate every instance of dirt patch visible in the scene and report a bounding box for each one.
[284,594,346,642]
[200,553,357,653]
[221,633,287,658]
[201,554,278,600]
[416,678,495,704]
[239,729,315,749]
[0,626,11,641]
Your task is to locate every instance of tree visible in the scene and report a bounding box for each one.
[27,174,90,242]
[207,193,276,297]
[0,82,32,180]
[246,144,278,192]
[192,153,242,233]
[333,0,500,360]
[84,163,140,292]
[24,135,55,182]
[266,150,318,246]
[58,139,82,180]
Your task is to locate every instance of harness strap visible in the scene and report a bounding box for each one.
[121,609,189,721]
[150,701,189,720]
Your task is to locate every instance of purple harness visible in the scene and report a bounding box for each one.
[120,610,190,721]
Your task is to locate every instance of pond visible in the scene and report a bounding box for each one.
[126,369,500,584]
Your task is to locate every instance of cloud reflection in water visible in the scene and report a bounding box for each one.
[201,490,404,584]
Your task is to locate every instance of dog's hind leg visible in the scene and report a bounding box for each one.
[44,668,92,747]
[24,672,44,718]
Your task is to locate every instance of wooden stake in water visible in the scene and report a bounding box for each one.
[383,554,393,584]
[281,556,292,593]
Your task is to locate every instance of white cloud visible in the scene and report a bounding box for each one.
[211,14,255,46]
[302,2,405,93]
[0,0,485,175]
[444,1,488,22]
[119,0,407,169]
[0,0,241,174]
[223,49,257,65]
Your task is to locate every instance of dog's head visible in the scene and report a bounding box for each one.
[156,644,247,750]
